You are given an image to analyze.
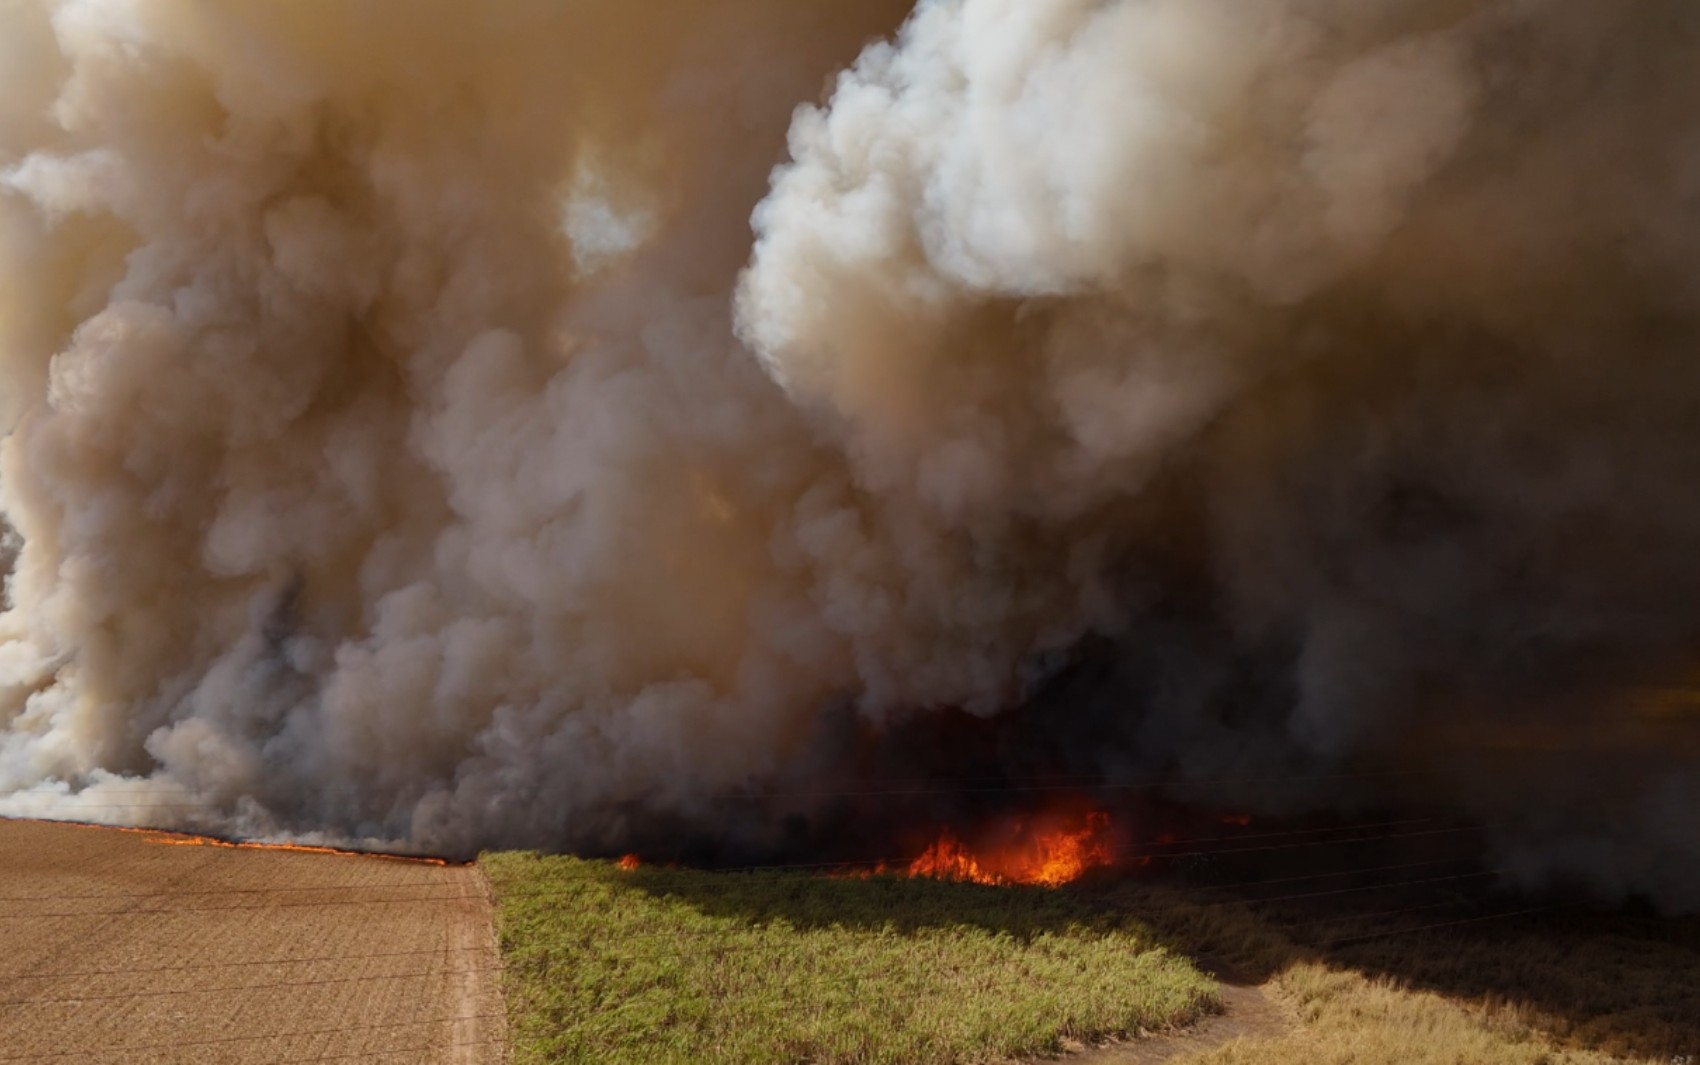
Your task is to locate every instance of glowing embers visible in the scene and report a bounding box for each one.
[119,824,450,865]
[899,808,1118,888]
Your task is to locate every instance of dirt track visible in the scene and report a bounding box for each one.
[1050,954,1290,1065]
[1060,980,1288,1063]
[0,819,505,1064]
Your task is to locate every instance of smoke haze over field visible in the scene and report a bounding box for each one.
[1,0,1698,907]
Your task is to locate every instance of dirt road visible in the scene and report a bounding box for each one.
[0,819,505,1064]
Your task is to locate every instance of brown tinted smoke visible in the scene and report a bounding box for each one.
[0,0,1696,909]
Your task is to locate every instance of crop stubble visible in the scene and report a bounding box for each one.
[0,819,505,1064]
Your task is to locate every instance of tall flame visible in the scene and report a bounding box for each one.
[905,810,1116,887]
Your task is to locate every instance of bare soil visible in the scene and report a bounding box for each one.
[0,818,505,1065]
[1054,981,1287,1064]
[1045,957,1290,1065]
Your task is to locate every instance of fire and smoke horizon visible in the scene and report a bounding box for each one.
[1,0,1697,909]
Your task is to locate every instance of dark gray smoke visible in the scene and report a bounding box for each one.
[1,0,1697,909]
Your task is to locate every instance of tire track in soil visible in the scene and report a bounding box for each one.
[1040,960,1291,1065]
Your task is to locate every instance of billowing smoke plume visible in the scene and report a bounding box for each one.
[1,0,1697,908]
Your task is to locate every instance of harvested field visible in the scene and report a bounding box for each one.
[0,819,505,1065]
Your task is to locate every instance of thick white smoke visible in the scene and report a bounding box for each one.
[2,0,1698,906]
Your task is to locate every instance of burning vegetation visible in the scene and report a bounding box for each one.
[870,808,1119,887]
[619,800,1141,888]
[119,824,450,865]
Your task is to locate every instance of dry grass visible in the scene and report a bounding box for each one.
[1171,963,1639,1065]
[1094,880,1698,1065]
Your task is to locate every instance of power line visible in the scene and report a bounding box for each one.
[1246,869,1504,906]
[1184,855,1477,891]
[1299,897,1483,931]
[1322,903,1584,947]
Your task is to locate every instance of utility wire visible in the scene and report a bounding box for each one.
[1322,903,1585,947]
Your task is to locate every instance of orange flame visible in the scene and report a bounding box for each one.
[115,825,449,865]
[904,810,1116,887]
[617,853,642,871]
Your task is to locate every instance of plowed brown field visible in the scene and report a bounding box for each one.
[0,819,505,1065]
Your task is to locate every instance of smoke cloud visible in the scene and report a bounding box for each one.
[1,0,1697,908]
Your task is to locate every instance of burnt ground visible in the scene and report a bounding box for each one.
[0,819,505,1065]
